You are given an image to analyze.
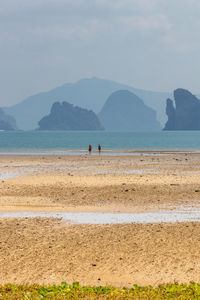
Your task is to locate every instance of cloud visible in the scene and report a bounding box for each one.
[120,14,171,34]
[30,20,99,42]
[0,0,199,53]
[1,0,200,106]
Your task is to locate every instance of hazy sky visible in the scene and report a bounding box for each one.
[1,0,200,106]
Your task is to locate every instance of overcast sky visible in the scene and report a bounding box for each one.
[1,0,200,106]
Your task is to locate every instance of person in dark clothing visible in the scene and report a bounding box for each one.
[98,144,101,154]
[88,144,92,154]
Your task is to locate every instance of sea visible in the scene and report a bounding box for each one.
[0,130,200,154]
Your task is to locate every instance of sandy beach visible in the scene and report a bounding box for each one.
[1,152,200,286]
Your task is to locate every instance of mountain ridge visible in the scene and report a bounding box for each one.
[3,77,170,130]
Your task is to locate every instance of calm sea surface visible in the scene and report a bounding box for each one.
[0,131,200,154]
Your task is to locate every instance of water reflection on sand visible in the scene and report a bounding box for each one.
[0,206,200,224]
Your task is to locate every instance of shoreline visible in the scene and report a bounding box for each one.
[0,148,200,156]
[0,149,200,156]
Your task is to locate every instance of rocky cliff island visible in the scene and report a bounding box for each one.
[0,119,14,130]
[0,108,16,130]
[164,89,200,130]
[38,101,104,131]
[99,90,161,131]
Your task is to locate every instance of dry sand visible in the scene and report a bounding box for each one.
[0,152,200,286]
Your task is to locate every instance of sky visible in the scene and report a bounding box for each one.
[1,0,200,106]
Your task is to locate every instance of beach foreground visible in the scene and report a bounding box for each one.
[1,152,200,286]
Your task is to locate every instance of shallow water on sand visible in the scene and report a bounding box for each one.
[0,170,25,180]
[0,150,176,156]
[0,207,200,224]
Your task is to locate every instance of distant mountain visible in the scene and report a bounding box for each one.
[164,89,200,130]
[3,78,170,130]
[38,101,104,131]
[99,90,161,131]
[0,119,14,130]
[0,108,17,129]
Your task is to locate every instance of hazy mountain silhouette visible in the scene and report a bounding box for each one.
[0,119,14,130]
[38,101,104,131]
[3,78,170,130]
[99,90,161,131]
[164,89,200,130]
[0,108,17,130]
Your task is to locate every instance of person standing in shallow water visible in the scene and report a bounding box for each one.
[98,144,101,154]
[88,144,92,154]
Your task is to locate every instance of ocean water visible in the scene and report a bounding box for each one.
[0,131,200,154]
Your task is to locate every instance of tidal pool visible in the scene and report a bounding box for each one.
[0,170,24,180]
[0,207,200,224]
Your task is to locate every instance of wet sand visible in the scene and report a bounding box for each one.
[1,152,200,286]
[1,152,200,213]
